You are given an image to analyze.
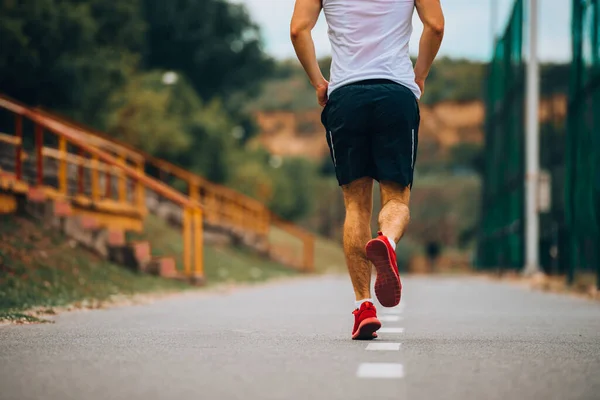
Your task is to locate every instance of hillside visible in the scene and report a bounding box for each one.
[252,94,567,165]
[248,58,488,168]
[250,59,569,168]
[252,100,485,163]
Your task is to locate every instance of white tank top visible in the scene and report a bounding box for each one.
[322,0,421,99]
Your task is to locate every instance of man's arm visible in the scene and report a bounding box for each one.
[414,0,445,96]
[290,0,328,106]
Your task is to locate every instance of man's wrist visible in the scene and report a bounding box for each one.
[313,78,328,89]
[414,73,427,83]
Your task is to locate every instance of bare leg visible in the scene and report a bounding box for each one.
[342,177,374,301]
[378,181,411,244]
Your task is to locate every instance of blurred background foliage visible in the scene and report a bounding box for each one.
[0,0,571,259]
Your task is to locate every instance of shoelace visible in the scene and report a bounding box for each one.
[353,302,376,315]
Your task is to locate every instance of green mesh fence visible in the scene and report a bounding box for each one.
[566,0,600,287]
[538,91,568,277]
[479,0,599,289]
[478,0,525,270]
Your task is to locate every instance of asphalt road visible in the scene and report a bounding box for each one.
[1,275,599,400]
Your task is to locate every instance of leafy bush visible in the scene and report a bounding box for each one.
[268,158,317,221]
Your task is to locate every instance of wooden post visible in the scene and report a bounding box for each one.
[77,148,85,195]
[304,235,315,273]
[206,191,215,224]
[35,124,43,185]
[183,208,192,277]
[136,161,146,212]
[14,115,23,180]
[189,181,200,203]
[118,153,127,203]
[237,200,244,230]
[58,137,67,195]
[193,208,204,280]
[91,155,99,202]
[105,170,112,199]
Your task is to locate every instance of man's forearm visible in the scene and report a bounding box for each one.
[291,30,326,88]
[414,26,444,82]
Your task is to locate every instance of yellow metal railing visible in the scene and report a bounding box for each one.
[0,96,204,279]
[1,94,315,273]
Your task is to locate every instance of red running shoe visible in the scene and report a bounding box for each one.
[352,301,381,340]
[366,232,402,307]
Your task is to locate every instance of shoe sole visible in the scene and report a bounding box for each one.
[366,239,402,308]
[352,317,382,340]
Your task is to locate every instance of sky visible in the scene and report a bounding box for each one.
[234,0,571,62]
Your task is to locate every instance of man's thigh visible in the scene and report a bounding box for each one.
[322,85,375,186]
[371,83,420,188]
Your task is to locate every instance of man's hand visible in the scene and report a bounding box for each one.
[316,80,329,107]
[415,78,425,97]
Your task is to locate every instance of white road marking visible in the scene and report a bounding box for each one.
[366,342,401,351]
[381,310,403,317]
[379,315,402,322]
[357,363,404,378]
[378,327,405,334]
[383,304,405,312]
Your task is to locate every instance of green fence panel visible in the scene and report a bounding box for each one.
[567,0,600,287]
[478,0,525,270]
[480,0,600,289]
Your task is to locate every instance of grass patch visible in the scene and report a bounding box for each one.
[268,225,346,274]
[0,312,49,324]
[133,215,347,281]
[0,215,189,320]
[0,212,347,322]
[129,215,300,285]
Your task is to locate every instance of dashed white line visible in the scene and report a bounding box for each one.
[357,363,404,378]
[379,315,402,322]
[366,342,402,351]
[378,327,405,334]
[357,303,406,382]
[382,304,404,313]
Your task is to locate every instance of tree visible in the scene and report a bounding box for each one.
[105,71,238,184]
[182,99,238,183]
[142,0,274,101]
[105,71,193,157]
[229,157,274,203]
[0,0,146,126]
[268,158,317,221]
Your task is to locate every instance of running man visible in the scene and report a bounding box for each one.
[291,0,444,339]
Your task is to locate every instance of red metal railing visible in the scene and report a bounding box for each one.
[29,102,316,271]
[0,96,204,278]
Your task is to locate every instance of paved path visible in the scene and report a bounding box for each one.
[1,276,600,400]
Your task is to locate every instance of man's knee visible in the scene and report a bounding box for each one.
[380,180,411,207]
[342,178,373,223]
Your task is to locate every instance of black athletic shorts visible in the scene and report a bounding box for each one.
[321,79,420,188]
